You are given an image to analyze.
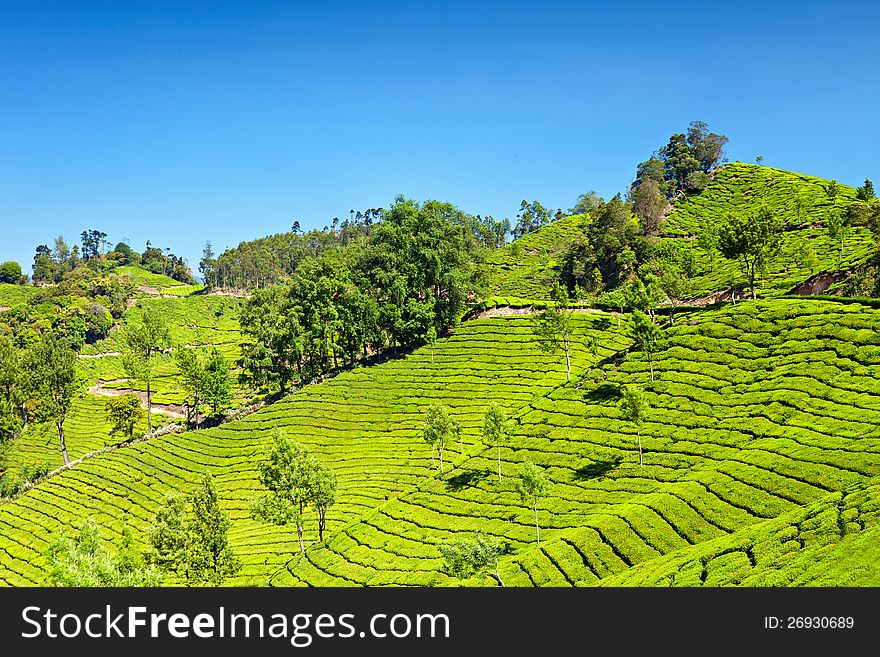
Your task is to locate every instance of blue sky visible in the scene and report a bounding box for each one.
[2,0,878,278]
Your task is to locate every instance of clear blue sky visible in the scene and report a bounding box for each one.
[2,0,878,278]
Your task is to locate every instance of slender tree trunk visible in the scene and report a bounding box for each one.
[534,502,540,543]
[618,306,622,326]
[838,239,844,270]
[564,337,571,383]
[497,446,502,482]
[297,523,305,553]
[57,420,70,466]
[194,394,201,429]
[649,358,654,382]
[317,510,325,542]
[439,445,444,473]
[147,379,153,433]
[493,568,505,587]
[638,427,643,467]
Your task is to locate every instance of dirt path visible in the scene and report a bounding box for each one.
[470,305,615,320]
[78,351,123,359]
[87,379,188,420]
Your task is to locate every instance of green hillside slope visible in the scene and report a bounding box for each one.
[0,314,627,585]
[2,298,879,586]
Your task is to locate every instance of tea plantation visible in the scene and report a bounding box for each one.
[1,297,879,586]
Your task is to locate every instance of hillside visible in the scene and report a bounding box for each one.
[485,163,876,302]
[2,298,879,586]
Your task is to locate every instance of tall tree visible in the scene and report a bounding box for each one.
[421,404,460,473]
[482,403,511,481]
[146,475,240,585]
[310,460,338,543]
[631,310,661,382]
[250,431,316,553]
[717,206,783,299]
[619,386,649,467]
[531,284,575,382]
[27,334,80,466]
[631,178,665,234]
[122,306,171,433]
[518,460,548,544]
[186,473,241,585]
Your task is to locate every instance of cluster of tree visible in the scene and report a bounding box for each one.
[250,430,338,553]
[0,262,25,285]
[632,121,728,201]
[32,233,192,285]
[146,473,241,585]
[0,332,79,466]
[237,197,484,393]
[512,200,563,240]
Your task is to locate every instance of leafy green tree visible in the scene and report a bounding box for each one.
[203,347,233,415]
[105,394,144,440]
[513,199,551,239]
[122,306,171,433]
[48,519,159,586]
[518,460,548,544]
[532,284,575,382]
[251,431,316,553]
[0,336,24,443]
[755,155,764,165]
[619,385,649,467]
[482,403,511,481]
[146,475,240,585]
[717,206,783,299]
[857,178,875,201]
[421,404,460,473]
[0,261,23,284]
[26,334,80,465]
[442,533,505,586]
[631,178,665,234]
[631,310,661,382]
[187,473,241,585]
[425,325,438,363]
[568,191,604,216]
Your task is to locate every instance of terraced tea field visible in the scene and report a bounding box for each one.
[2,297,879,587]
[0,314,629,585]
[484,214,585,299]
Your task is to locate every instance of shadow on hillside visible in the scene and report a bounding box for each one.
[582,383,621,403]
[574,456,623,481]
[445,469,490,492]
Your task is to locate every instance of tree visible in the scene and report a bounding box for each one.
[199,241,217,288]
[717,206,783,299]
[146,475,240,585]
[425,325,438,364]
[0,261,23,284]
[482,403,511,481]
[531,284,575,383]
[631,310,661,382]
[48,519,159,586]
[26,334,80,465]
[442,533,505,586]
[631,178,665,235]
[857,178,875,202]
[0,336,24,443]
[122,306,171,433]
[421,404,460,473]
[186,473,241,585]
[250,431,316,553]
[310,460,338,542]
[175,346,207,428]
[513,200,552,239]
[203,347,233,416]
[105,394,144,440]
[568,191,604,216]
[619,386,649,467]
[518,460,548,544]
